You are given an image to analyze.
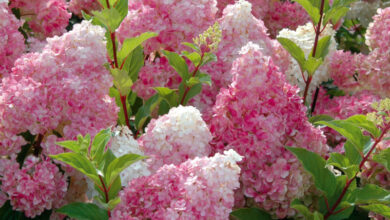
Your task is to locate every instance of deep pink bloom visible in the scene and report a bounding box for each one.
[0,3,25,77]
[0,156,67,218]
[10,0,71,38]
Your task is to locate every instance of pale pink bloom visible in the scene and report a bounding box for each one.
[217,0,309,37]
[210,42,328,218]
[68,0,100,17]
[111,150,242,220]
[0,3,25,77]
[0,21,118,156]
[139,106,212,173]
[117,0,218,54]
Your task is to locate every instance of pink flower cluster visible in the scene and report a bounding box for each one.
[0,3,25,77]
[0,20,118,156]
[329,50,365,93]
[210,43,328,218]
[192,0,290,121]
[117,0,218,54]
[139,106,212,172]
[217,0,309,37]
[10,0,71,38]
[0,156,67,218]
[111,150,242,220]
[329,8,390,98]
[68,0,101,17]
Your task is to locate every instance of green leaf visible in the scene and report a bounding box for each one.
[286,147,336,197]
[361,204,390,218]
[313,36,332,59]
[182,51,201,66]
[158,100,170,115]
[181,83,202,105]
[304,56,323,76]
[111,68,133,95]
[197,73,212,86]
[353,184,390,204]
[114,0,128,20]
[182,42,200,52]
[186,74,212,87]
[90,128,112,163]
[309,114,334,125]
[57,202,108,220]
[373,148,390,172]
[108,197,121,210]
[118,32,158,63]
[92,8,123,31]
[291,199,317,219]
[56,140,80,153]
[109,87,129,125]
[323,7,349,25]
[154,87,179,107]
[293,0,320,24]
[202,52,217,66]
[345,115,380,138]
[105,153,147,185]
[344,140,362,165]
[50,153,101,186]
[327,153,359,178]
[314,211,324,220]
[76,134,91,155]
[121,46,144,82]
[99,149,117,174]
[134,94,162,130]
[230,208,272,220]
[162,50,189,80]
[277,37,306,68]
[108,175,122,200]
[316,120,367,153]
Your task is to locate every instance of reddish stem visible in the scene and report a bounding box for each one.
[303,76,313,104]
[120,95,131,130]
[324,124,390,219]
[105,0,110,8]
[110,32,119,68]
[98,175,111,217]
[302,0,326,104]
[180,54,204,105]
[33,134,44,156]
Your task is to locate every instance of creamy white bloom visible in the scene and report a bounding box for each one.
[277,22,337,99]
[111,126,150,186]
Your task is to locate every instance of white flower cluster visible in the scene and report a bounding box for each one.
[277,22,337,99]
[140,105,212,172]
[110,126,150,186]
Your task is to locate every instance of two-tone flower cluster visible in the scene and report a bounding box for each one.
[210,43,328,218]
[112,150,242,219]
